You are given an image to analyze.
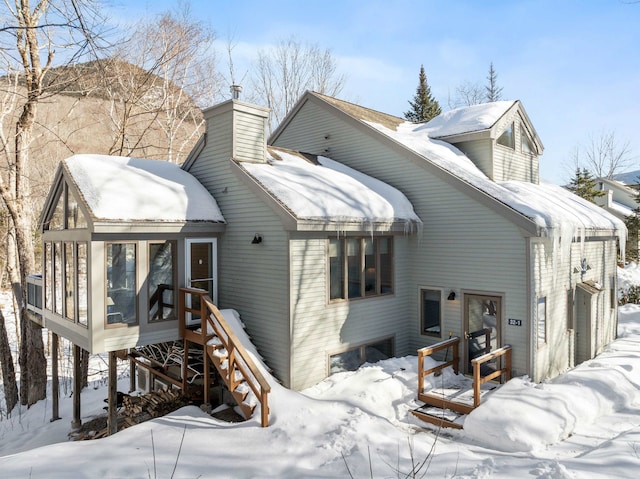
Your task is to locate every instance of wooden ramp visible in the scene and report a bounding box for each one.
[412,336,512,429]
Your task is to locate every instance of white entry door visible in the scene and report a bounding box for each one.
[185,238,217,325]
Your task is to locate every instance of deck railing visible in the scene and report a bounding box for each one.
[178,287,271,427]
[417,336,512,413]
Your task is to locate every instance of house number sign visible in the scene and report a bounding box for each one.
[508,318,522,326]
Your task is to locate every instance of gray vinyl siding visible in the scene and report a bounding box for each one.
[454,140,493,180]
[187,106,292,386]
[288,234,411,390]
[234,111,266,162]
[273,99,532,378]
[494,112,539,183]
[530,236,618,381]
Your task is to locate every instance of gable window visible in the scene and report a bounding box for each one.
[46,183,87,230]
[329,237,393,301]
[521,127,534,154]
[149,241,176,321]
[421,289,442,336]
[106,243,137,326]
[497,123,515,149]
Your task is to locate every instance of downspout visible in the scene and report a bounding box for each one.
[525,236,533,379]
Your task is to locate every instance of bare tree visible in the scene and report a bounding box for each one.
[101,3,219,163]
[574,130,634,179]
[451,80,485,108]
[252,36,345,132]
[0,0,107,407]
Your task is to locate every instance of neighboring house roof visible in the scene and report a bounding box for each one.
[612,170,640,185]
[63,154,225,223]
[273,92,625,240]
[238,147,421,229]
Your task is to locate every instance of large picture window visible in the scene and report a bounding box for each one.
[106,243,137,326]
[421,289,442,336]
[148,241,176,321]
[329,237,393,301]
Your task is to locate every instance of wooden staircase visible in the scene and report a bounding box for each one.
[179,288,271,427]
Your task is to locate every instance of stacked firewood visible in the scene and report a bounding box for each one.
[71,388,188,440]
[121,388,187,426]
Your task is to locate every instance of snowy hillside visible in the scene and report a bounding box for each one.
[1,268,640,477]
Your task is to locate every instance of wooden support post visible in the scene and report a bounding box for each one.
[417,352,424,395]
[129,354,136,393]
[71,344,82,430]
[204,346,210,405]
[182,339,189,392]
[107,351,118,436]
[50,333,60,422]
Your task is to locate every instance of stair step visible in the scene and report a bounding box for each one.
[411,405,465,430]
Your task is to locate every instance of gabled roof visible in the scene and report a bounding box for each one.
[236,146,421,232]
[422,100,516,138]
[40,154,225,230]
[272,92,625,239]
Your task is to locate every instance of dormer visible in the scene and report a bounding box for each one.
[425,100,543,184]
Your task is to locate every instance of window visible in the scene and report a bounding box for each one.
[54,242,63,315]
[43,241,88,328]
[77,243,88,326]
[64,242,75,321]
[421,289,442,336]
[329,237,393,301]
[329,338,394,374]
[46,184,87,230]
[497,123,515,149]
[610,275,617,310]
[537,296,547,347]
[106,243,137,326]
[521,127,534,154]
[149,241,176,321]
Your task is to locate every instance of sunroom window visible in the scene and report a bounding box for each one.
[329,236,393,301]
[46,183,87,230]
[106,243,137,326]
[148,241,176,321]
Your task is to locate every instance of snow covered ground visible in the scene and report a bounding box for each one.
[1,268,640,478]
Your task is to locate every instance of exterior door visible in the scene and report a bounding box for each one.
[463,294,501,374]
[185,238,217,325]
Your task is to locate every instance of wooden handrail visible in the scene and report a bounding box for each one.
[417,336,460,395]
[471,345,512,408]
[179,287,271,427]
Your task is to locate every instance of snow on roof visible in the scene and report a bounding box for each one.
[419,100,515,138]
[64,154,224,222]
[239,148,421,227]
[364,120,626,240]
[612,170,640,185]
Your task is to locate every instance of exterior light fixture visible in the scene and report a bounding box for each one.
[447,291,456,301]
[251,234,262,244]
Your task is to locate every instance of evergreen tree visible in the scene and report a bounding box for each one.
[485,62,503,102]
[625,179,640,261]
[566,168,606,203]
[404,65,441,122]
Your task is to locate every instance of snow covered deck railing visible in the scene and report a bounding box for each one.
[471,345,512,408]
[179,287,271,427]
[416,337,512,418]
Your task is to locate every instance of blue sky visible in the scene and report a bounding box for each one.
[108,0,640,184]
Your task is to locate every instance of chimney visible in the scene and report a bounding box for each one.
[230,85,242,100]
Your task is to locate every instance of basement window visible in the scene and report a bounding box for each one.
[421,289,442,337]
[329,338,394,374]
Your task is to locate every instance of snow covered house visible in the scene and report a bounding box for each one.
[28,92,626,406]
